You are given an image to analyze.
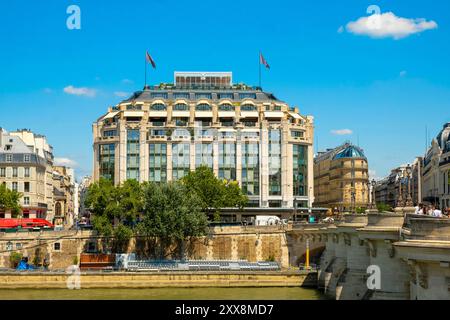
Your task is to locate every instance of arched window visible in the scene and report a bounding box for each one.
[196,103,212,111]
[55,202,62,216]
[219,104,234,111]
[173,103,188,111]
[241,104,257,111]
[151,103,166,111]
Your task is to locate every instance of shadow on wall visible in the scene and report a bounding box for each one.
[296,246,326,266]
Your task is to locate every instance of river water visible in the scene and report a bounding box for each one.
[0,287,325,300]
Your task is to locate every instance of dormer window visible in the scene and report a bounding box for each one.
[196,103,212,111]
[6,154,12,162]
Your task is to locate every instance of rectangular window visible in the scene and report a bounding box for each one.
[269,130,282,195]
[291,130,304,138]
[23,197,30,205]
[195,143,213,168]
[6,155,12,162]
[173,93,190,100]
[99,144,115,183]
[12,182,18,191]
[103,130,117,137]
[12,167,18,177]
[241,142,259,196]
[219,142,236,180]
[149,143,167,183]
[24,182,30,193]
[172,143,190,180]
[293,144,307,196]
[126,130,140,181]
[0,168,5,177]
[239,93,256,100]
[218,93,234,100]
[24,167,30,178]
[24,154,30,162]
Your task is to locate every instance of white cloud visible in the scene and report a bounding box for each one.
[114,91,130,98]
[54,157,78,168]
[122,79,134,84]
[337,26,345,34]
[331,129,353,136]
[63,85,97,97]
[345,12,437,40]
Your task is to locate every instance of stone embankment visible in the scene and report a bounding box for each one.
[318,213,450,300]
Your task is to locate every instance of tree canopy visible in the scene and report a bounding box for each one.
[181,166,248,214]
[0,184,21,217]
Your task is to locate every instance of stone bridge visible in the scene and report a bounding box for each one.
[315,213,450,300]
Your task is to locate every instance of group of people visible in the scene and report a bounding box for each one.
[414,203,450,218]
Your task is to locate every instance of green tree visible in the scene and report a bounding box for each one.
[137,182,208,259]
[181,166,248,219]
[85,179,142,249]
[0,183,21,217]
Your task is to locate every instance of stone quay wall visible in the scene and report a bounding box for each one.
[0,225,301,270]
[0,271,317,289]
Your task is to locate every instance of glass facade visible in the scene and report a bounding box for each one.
[99,144,115,182]
[172,143,190,180]
[269,129,281,195]
[293,144,307,196]
[126,130,140,181]
[195,143,213,168]
[219,142,236,180]
[149,143,167,183]
[241,142,259,195]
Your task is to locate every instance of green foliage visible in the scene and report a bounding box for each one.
[266,254,276,262]
[85,178,143,236]
[181,166,248,213]
[355,207,367,214]
[72,256,79,266]
[84,167,248,255]
[137,182,209,258]
[9,252,22,269]
[0,183,21,217]
[377,203,393,213]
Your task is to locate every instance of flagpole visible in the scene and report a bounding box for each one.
[259,51,262,89]
[144,52,147,88]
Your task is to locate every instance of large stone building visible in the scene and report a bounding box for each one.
[0,128,77,225]
[314,143,370,212]
[52,166,76,227]
[92,72,314,212]
[374,158,423,209]
[423,122,450,209]
[0,129,54,219]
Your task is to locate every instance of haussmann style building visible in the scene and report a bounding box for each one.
[313,143,370,212]
[92,72,315,221]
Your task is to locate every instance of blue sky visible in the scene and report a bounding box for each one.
[0,0,449,180]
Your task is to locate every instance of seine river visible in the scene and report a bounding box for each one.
[0,287,324,300]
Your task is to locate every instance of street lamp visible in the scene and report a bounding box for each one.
[371,179,377,209]
[405,164,414,207]
[397,170,404,208]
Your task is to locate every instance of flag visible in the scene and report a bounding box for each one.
[146,51,156,69]
[260,52,270,69]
